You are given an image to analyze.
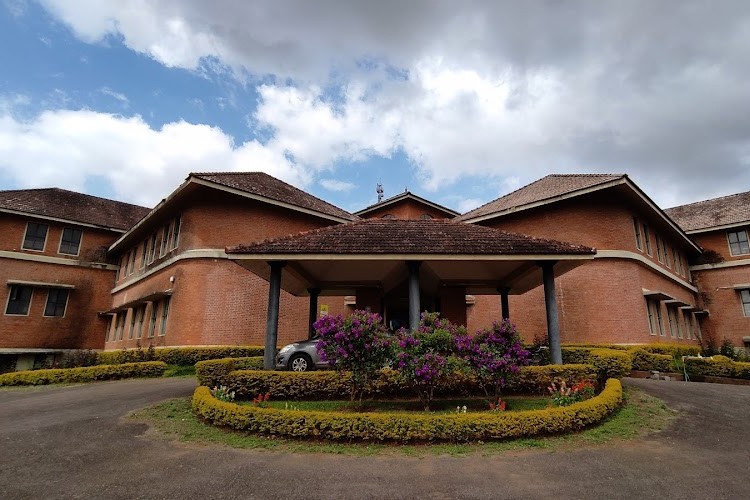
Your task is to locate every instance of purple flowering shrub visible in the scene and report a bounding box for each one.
[395,312,467,410]
[314,310,392,402]
[457,319,530,398]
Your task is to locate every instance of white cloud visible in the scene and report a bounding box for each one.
[457,198,484,214]
[99,87,129,106]
[320,179,356,192]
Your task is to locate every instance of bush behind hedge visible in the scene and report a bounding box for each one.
[195,357,264,387]
[685,357,750,380]
[0,361,167,386]
[192,378,622,442]
[218,364,597,400]
[561,347,632,379]
[97,346,264,366]
[630,349,674,372]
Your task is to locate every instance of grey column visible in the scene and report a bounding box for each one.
[498,287,511,321]
[307,287,321,339]
[264,261,286,370]
[541,261,562,365]
[407,261,421,331]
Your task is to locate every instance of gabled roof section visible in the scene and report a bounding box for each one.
[355,191,459,218]
[455,174,625,222]
[665,190,750,233]
[227,219,595,256]
[0,188,149,232]
[192,172,357,222]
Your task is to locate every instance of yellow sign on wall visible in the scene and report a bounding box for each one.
[319,304,329,317]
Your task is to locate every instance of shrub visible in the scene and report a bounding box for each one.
[192,378,623,442]
[195,357,264,387]
[0,361,167,386]
[457,319,530,398]
[315,310,392,402]
[638,343,700,358]
[630,349,674,372]
[97,346,264,366]
[561,347,631,380]
[719,338,739,360]
[685,356,750,380]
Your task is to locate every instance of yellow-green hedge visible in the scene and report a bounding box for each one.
[637,343,700,357]
[561,347,632,379]
[192,378,622,442]
[685,357,750,380]
[196,356,264,387]
[220,364,597,399]
[0,361,167,386]
[630,349,674,372]
[97,346,264,366]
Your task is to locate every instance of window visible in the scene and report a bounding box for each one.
[127,250,136,275]
[159,298,170,336]
[642,223,652,255]
[115,313,126,341]
[44,289,69,317]
[171,215,181,250]
[655,235,664,263]
[646,298,664,336]
[6,285,32,315]
[682,310,693,340]
[664,243,671,268]
[160,223,172,257]
[134,305,145,339]
[673,248,682,275]
[128,309,136,339]
[741,289,750,317]
[667,306,680,338]
[148,233,158,264]
[23,222,48,251]
[727,230,750,256]
[633,217,643,251]
[140,240,148,269]
[108,315,117,342]
[148,303,158,338]
[58,228,83,255]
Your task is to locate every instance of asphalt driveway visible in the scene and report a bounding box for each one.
[1,377,748,499]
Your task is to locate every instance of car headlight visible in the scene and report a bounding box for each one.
[278,343,297,354]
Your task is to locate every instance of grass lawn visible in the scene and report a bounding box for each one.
[129,386,675,456]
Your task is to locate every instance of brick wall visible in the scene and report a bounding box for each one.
[360,199,453,220]
[691,264,750,347]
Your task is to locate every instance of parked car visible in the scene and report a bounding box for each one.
[275,338,328,371]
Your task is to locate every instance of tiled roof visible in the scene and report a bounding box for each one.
[0,188,150,231]
[355,191,459,217]
[665,190,750,232]
[455,174,625,221]
[192,172,357,221]
[227,219,595,255]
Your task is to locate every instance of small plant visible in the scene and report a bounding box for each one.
[252,392,270,408]
[210,385,236,402]
[548,379,595,407]
[719,338,738,360]
[488,398,507,412]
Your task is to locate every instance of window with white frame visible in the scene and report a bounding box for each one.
[633,217,643,251]
[655,235,664,263]
[740,289,750,317]
[667,305,680,338]
[170,215,181,250]
[59,228,83,255]
[134,305,145,339]
[664,242,671,268]
[727,230,750,256]
[160,222,172,257]
[682,310,693,340]
[140,240,148,269]
[23,222,48,251]
[159,297,170,336]
[643,223,652,255]
[115,313,126,341]
[148,233,158,263]
[6,285,33,315]
[148,303,158,338]
[646,298,664,336]
[44,289,69,317]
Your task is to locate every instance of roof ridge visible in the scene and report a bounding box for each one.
[665,189,750,211]
[0,186,149,209]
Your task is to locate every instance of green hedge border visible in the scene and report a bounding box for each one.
[192,378,622,442]
[195,356,265,387]
[97,346,264,366]
[685,356,750,380]
[0,361,168,386]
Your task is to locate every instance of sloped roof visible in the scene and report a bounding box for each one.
[192,172,357,222]
[455,174,625,222]
[227,219,595,256]
[665,190,750,233]
[0,188,150,231]
[355,191,459,217]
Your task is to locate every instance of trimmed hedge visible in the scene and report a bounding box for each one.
[218,364,597,400]
[196,357,265,387]
[638,343,700,358]
[0,361,167,386]
[630,349,673,372]
[561,347,632,379]
[685,357,750,380]
[192,378,622,442]
[97,346,264,366]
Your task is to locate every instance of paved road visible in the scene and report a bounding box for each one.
[1,377,748,499]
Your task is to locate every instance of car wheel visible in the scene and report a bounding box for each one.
[289,353,312,372]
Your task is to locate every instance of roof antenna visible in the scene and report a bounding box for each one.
[376,183,384,203]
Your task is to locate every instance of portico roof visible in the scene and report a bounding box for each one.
[227,219,595,296]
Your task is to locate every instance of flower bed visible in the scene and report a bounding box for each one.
[97,346,264,366]
[192,378,622,442]
[0,361,167,386]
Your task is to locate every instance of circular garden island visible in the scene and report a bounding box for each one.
[193,311,624,443]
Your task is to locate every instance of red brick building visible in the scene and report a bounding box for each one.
[2,171,748,371]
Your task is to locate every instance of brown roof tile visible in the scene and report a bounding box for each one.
[227,219,595,255]
[355,191,459,217]
[665,190,750,232]
[0,188,150,231]
[192,172,357,221]
[455,174,625,221]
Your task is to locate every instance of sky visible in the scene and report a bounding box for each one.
[1,1,749,214]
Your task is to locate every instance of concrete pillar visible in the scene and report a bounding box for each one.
[264,261,286,370]
[407,261,421,330]
[498,287,511,321]
[541,261,562,364]
[307,287,321,339]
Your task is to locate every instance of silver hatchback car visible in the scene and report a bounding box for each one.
[275,338,329,371]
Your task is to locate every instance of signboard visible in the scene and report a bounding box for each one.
[319,304,329,317]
